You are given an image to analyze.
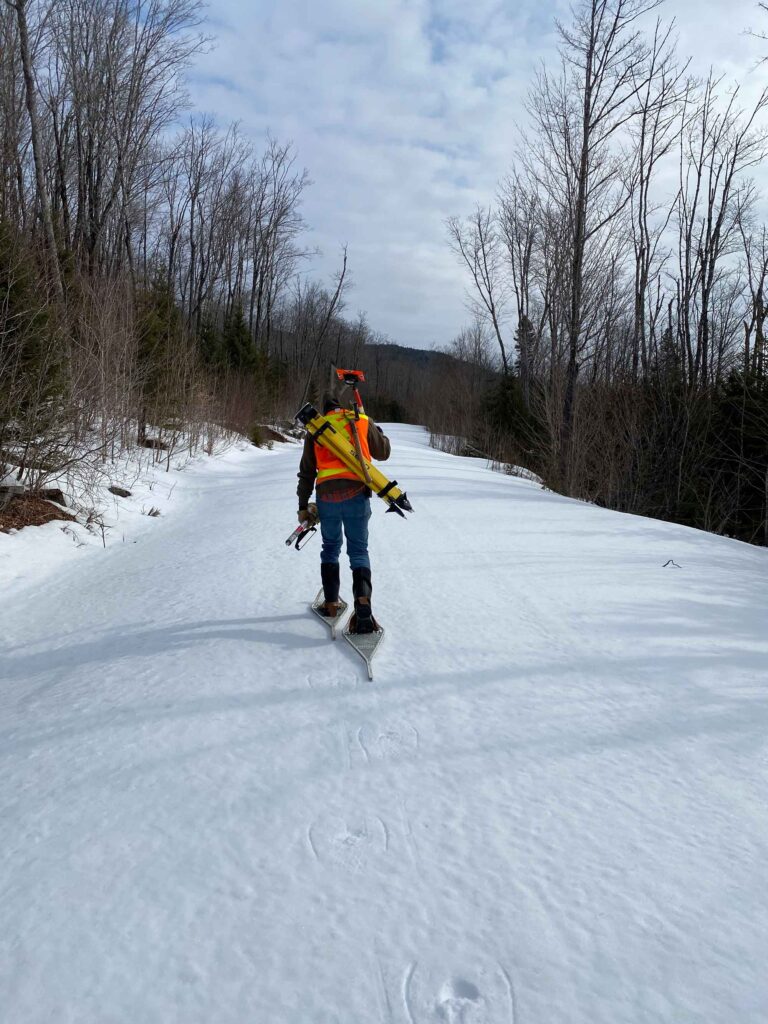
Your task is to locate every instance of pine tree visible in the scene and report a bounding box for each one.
[0,221,64,460]
[222,305,253,370]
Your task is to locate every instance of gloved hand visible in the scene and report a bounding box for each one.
[298,508,311,524]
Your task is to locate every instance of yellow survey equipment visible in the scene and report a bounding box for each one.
[296,402,413,518]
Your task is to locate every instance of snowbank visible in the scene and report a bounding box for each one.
[0,437,274,594]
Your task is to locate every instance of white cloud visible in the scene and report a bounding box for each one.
[186,0,768,350]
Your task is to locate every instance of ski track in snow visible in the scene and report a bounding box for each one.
[2,425,768,1023]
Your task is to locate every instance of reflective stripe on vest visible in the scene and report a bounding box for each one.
[315,410,371,483]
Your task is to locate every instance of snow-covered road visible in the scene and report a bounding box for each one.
[2,425,768,1023]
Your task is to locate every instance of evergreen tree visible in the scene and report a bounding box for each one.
[222,305,253,370]
[0,221,64,452]
[198,318,225,368]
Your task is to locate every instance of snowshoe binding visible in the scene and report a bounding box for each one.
[311,563,347,640]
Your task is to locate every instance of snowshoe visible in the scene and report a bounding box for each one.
[310,589,348,640]
[343,617,384,680]
[348,601,379,634]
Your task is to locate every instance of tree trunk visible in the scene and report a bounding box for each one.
[9,0,63,298]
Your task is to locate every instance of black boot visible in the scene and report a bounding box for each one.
[351,566,376,634]
[320,562,340,616]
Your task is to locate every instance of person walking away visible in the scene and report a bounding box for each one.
[297,393,391,633]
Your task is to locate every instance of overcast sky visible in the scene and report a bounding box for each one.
[187,0,768,351]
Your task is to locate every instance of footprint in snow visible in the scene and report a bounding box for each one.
[436,979,486,1023]
[404,960,515,1024]
[357,722,420,762]
[307,813,389,872]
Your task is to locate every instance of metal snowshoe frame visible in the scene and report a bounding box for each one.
[310,589,348,640]
[310,590,383,679]
[342,621,384,681]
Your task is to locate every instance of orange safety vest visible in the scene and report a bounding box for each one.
[315,409,371,484]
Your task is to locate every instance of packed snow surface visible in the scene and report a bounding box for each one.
[2,425,768,1023]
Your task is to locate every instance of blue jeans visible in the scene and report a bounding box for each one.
[318,494,372,570]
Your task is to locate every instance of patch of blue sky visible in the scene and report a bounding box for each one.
[187,72,245,96]
[415,139,460,159]
[523,0,564,34]
[424,11,453,65]
[203,12,236,33]
[428,160,475,189]
[472,66,509,91]
[316,28,377,47]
